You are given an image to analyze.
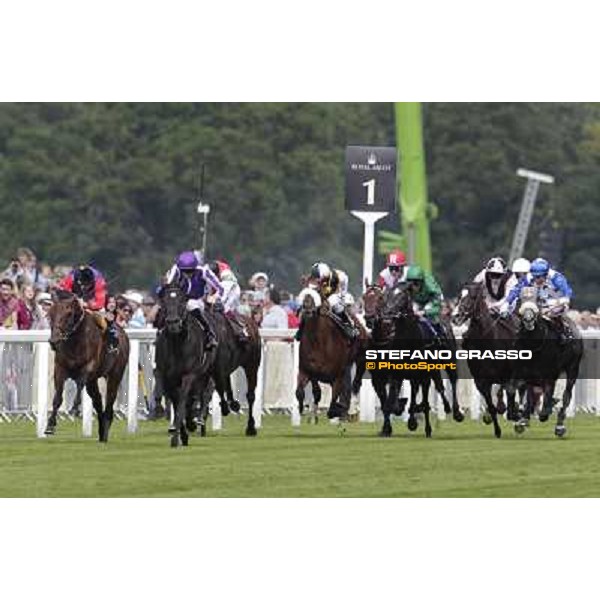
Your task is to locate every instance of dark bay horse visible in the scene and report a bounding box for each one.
[509,288,583,437]
[206,304,262,436]
[364,284,462,437]
[295,293,361,421]
[155,284,215,447]
[45,290,129,442]
[452,282,520,438]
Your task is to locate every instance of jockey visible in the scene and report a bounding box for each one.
[58,264,118,352]
[377,250,408,290]
[502,257,573,341]
[208,260,249,343]
[163,250,223,349]
[472,257,517,313]
[296,262,357,340]
[405,265,445,341]
[511,257,531,283]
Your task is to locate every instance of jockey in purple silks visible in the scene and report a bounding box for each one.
[163,250,223,349]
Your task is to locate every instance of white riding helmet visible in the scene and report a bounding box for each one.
[511,258,531,274]
[336,269,349,292]
[486,257,507,275]
[311,262,331,280]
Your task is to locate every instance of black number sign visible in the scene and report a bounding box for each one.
[345,145,397,213]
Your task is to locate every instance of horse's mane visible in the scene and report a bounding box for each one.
[55,289,75,302]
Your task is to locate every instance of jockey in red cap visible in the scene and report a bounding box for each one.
[377,250,408,290]
[58,265,119,352]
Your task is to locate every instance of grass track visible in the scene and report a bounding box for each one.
[1,414,600,497]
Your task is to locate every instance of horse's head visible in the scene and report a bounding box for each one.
[518,286,540,332]
[362,284,385,329]
[160,283,187,334]
[383,283,412,320]
[298,287,321,319]
[452,282,484,326]
[48,290,84,349]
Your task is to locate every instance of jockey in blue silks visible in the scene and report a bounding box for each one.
[501,257,573,342]
[163,250,223,349]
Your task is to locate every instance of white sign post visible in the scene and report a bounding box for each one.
[351,211,389,290]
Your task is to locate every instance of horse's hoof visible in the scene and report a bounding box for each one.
[407,417,418,432]
[539,413,550,423]
[245,427,257,437]
[453,410,465,423]
[168,426,176,434]
[182,438,189,447]
[443,403,452,415]
[186,419,198,432]
[379,429,392,438]
[514,423,525,435]
[482,413,493,425]
[555,425,567,438]
[220,401,230,417]
[44,427,55,436]
[229,400,241,413]
[425,428,432,438]
[170,437,179,448]
[494,428,502,439]
[391,399,402,416]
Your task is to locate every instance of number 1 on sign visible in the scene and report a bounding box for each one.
[362,179,375,205]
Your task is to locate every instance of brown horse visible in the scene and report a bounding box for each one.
[295,293,361,421]
[45,290,129,442]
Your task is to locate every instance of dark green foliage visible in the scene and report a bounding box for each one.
[0,102,598,306]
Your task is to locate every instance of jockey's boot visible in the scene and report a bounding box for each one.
[554,318,570,346]
[333,310,358,340]
[295,317,304,341]
[191,309,218,350]
[107,322,119,353]
[230,315,249,344]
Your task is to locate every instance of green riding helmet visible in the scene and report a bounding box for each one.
[406,265,425,282]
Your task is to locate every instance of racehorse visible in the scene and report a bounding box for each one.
[382,285,453,438]
[205,304,262,436]
[452,282,520,437]
[509,287,583,437]
[45,290,129,442]
[364,284,462,437]
[155,283,215,447]
[363,284,407,436]
[295,291,360,422]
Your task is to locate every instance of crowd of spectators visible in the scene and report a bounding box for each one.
[4,249,599,332]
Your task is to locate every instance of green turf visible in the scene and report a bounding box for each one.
[1,414,600,497]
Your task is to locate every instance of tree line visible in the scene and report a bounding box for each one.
[0,103,598,306]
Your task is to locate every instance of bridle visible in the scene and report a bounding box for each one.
[52,301,85,343]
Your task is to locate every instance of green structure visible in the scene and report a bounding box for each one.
[379,102,433,272]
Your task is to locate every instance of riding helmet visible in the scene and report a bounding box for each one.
[406,265,425,282]
[530,258,550,278]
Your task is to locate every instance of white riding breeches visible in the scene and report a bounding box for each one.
[186,298,205,312]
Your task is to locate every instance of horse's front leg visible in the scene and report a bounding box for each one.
[311,379,322,424]
[475,379,502,438]
[422,378,433,438]
[407,379,420,432]
[295,370,309,417]
[372,374,391,437]
[539,380,556,423]
[46,366,67,435]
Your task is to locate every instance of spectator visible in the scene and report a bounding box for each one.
[123,291,146,328]
[0,278,18,329]
[280,290,300,329]
[238,291,252,318]
[141,295,159,327]
[115,297,132,328]
[261,286,288,329]
[249,272,269,292]
[21,248,48,291]
[16,283,35,330]
[2,257,24,286]
[32,292,53,329]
